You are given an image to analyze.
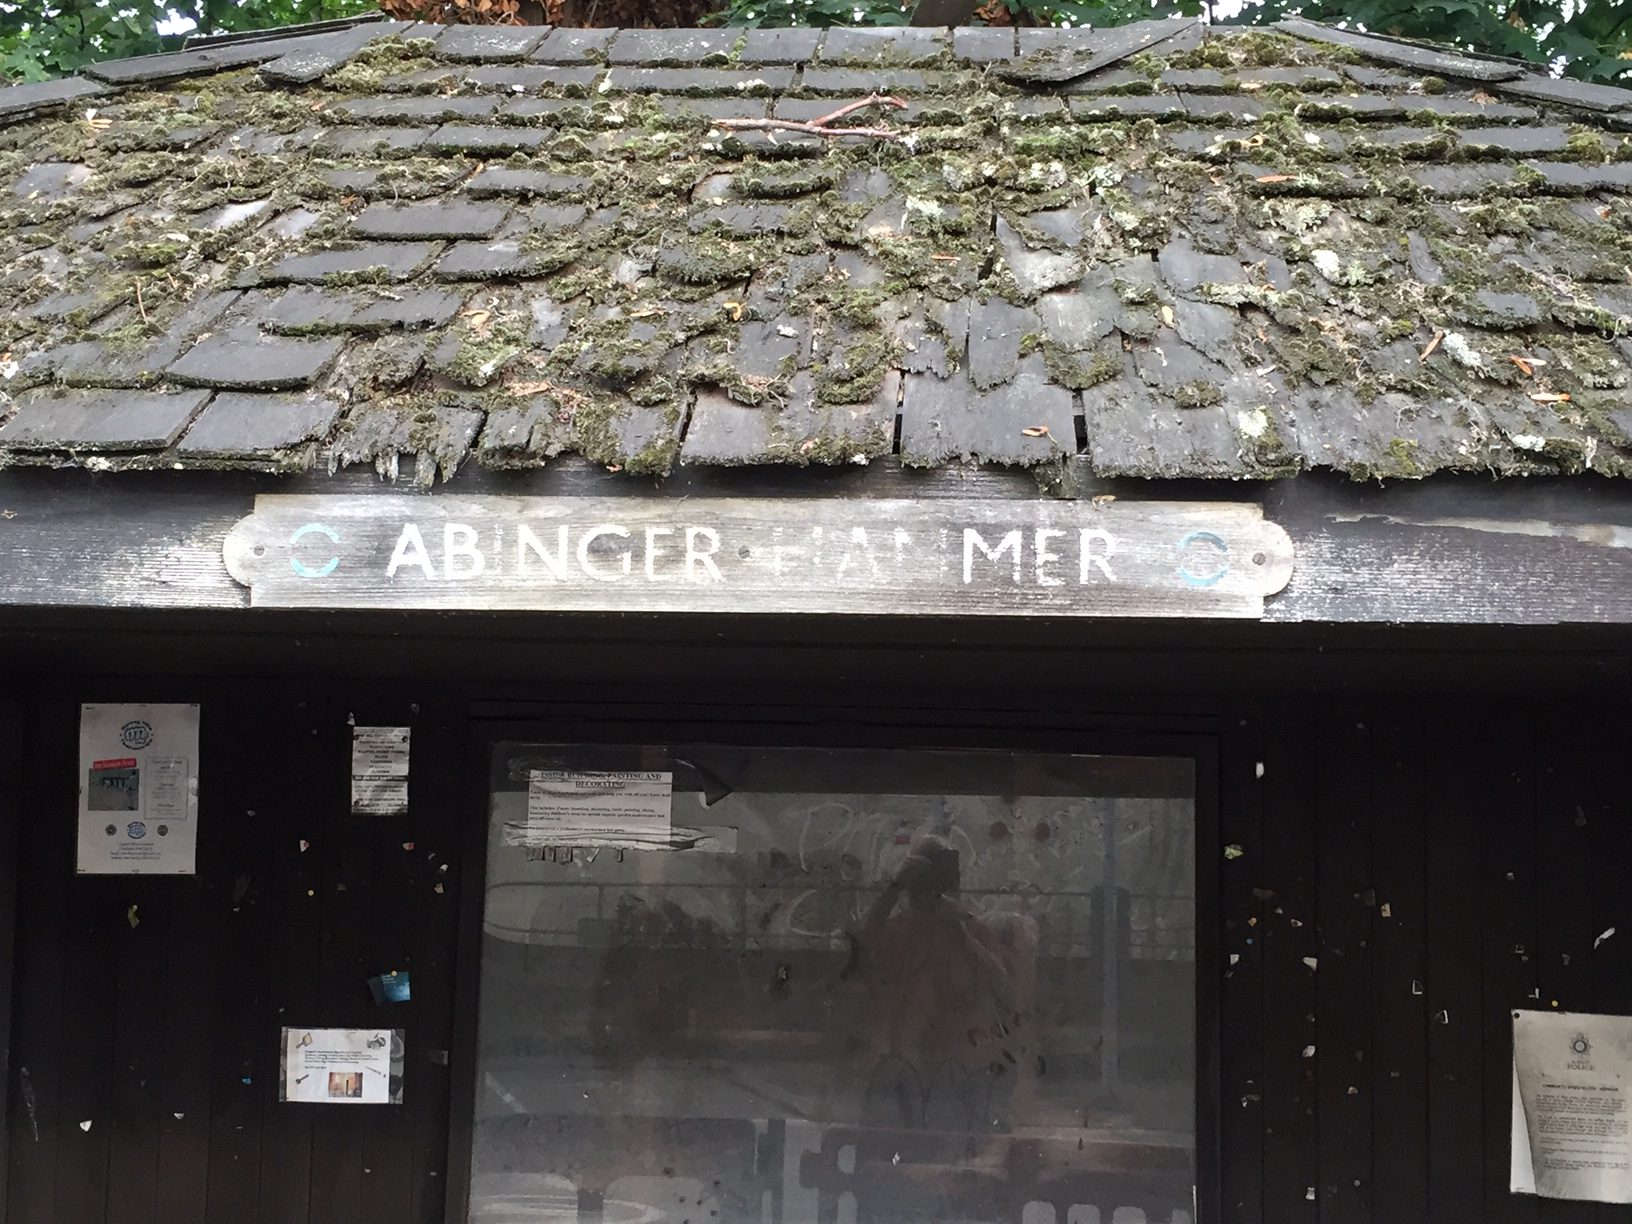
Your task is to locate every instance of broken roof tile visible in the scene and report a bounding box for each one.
[900,360,1074,466]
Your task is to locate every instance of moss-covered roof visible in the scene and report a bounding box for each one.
[6,15,1632,483]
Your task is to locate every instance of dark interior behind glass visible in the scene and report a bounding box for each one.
[471,744,1197,1224]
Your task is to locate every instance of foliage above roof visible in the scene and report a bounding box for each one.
[5,17,1632,485]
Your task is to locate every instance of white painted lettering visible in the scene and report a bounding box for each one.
[517,524,570,580]
[835,526,880,581]
[686,526,724,583]
[963,528,1022,584]
[1034,528,1064,587]
[577,525,632,581]
[644,525,675,581]
[443,522,485,580]
[1080,528,1118,582]
[386,523,435,580]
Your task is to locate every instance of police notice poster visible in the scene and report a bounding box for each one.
[1512,1009,1632,1203]
[77,703,200,875]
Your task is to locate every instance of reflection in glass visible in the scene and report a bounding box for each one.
[472,747,1196,1224]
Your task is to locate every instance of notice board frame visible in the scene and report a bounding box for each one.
[446,702,1224,1224]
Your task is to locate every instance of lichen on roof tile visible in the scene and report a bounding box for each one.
[4,18,1632,484]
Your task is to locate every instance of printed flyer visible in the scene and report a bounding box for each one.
[76,703,200,875]
[280,1027,404,1105]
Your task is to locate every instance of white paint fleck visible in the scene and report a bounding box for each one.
[1597,927,1616,948]
[1255,761,1265,779]
[1302,1045,1316,1058]
[1302,956,1318,971]
[1311,248,1341,279]
[79,1120,92,1132]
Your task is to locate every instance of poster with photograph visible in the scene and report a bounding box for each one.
[279,1027,404,1105]
[77,703,200,875]
[1512,1009,1632,1203]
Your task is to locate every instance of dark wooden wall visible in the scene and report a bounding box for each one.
[1,684,467,1224]
[1219,705,1632,1224]
[3,675,1629,1224]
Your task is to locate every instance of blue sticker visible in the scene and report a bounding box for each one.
[126,821,147,839]
[119,720,154,750]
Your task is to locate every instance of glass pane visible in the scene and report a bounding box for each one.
[472,744,1196,1224]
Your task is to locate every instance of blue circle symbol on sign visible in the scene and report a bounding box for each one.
[1176,530,1230,588]
[289,523,341,579]
[126,821,147,839]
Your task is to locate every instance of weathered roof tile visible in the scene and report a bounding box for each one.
[0,388,211,451]
[167,327,345,390]
[176,390,342,461]
[0,76,108,122]
[737,28,824,66]
[265,242,441,284]
[7,18,1632,484]
[354,200,509,240]
[529,26,617,65]
[901,361,1073,466]
[607,28,736,66]
[436,24,550,63]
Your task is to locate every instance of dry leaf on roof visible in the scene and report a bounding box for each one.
[1508,355,1535,376]
[1419,330,1443,363]
[1530,391,1571,403]
[1256,174,1296,184]
[1021,425,1050,438]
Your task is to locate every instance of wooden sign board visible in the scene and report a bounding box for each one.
[223,495,1293,617]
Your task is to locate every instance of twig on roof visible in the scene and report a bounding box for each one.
[716,93,909,142]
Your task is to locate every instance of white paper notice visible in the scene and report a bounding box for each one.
[1512,1009,1632,1203]
[77,703,200,875]
[515,770,673,847]
[351,726,410,815]
[280,1027,402,1105]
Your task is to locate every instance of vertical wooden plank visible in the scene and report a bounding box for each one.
[1423,709,1484,1223]
[1257,702,1319,1224]
[154,873,213,1224]
[255,688,322,1224]
[51,882,118,1223]
[0,694,22,1218]
[1479,715,1537,1224]
[355,698,422,1224]
[1587,707,1632,1224]
[2,690,66,1224]
[413,702,467,1224]
[1369,713,1429,1224]
[203,687,271,1223]
[307,695,369,1224]
[104,879,172,1224]
[1218,706,1265,1224]
[1314,711,1373,1222]
[1532,717,1599,1224]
